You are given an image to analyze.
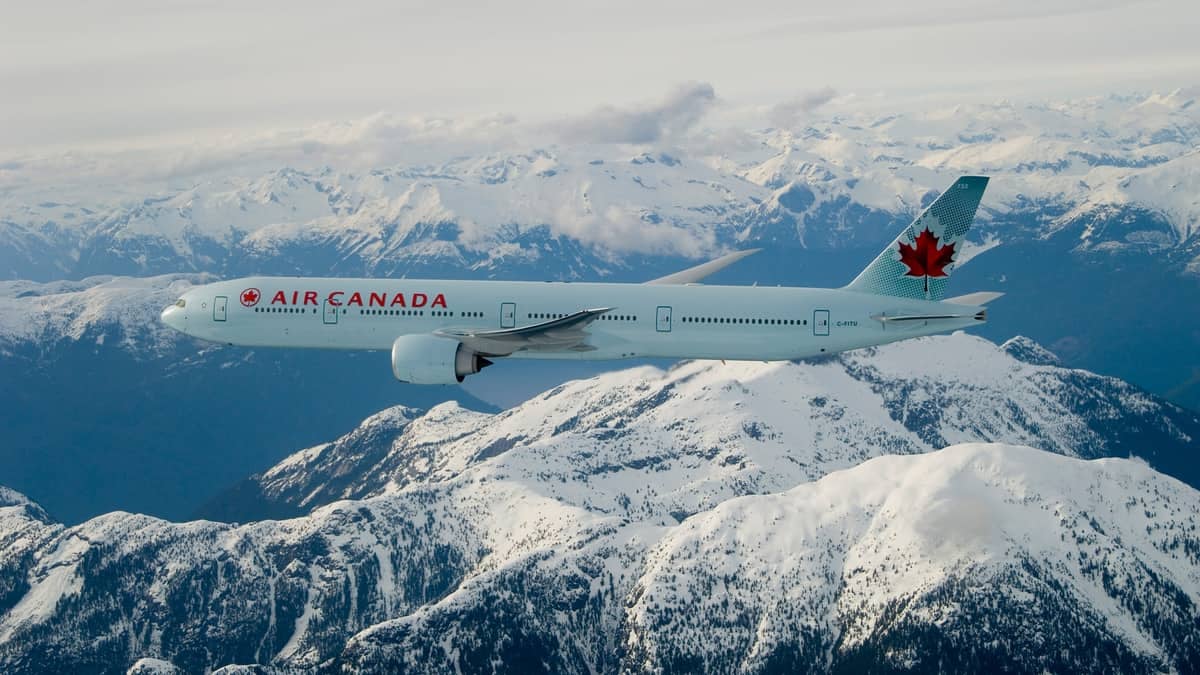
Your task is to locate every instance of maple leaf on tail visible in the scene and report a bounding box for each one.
[897,227,956,296]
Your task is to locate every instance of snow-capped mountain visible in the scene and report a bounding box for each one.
[344,445,1200,674]
[0,334,1197,674]
[211,332,1199,523]
[0,274,206,356]
[620,444,1200,674]
[3,91,1199,282]
[2,443,1198,674]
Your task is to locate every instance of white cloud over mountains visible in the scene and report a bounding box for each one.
[768,86,839,128]
[554,82,718,145]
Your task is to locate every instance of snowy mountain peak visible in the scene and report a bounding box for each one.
[620,443,1200,674]
[0,487,32,509]
[1001,334,1062,365]
[0,274,206,353]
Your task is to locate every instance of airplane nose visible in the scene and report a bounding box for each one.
[161,304,186,332]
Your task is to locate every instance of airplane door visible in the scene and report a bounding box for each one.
[656,306,672,332]
[213,296,228,322]
[813,309,830,336]
[500,302,516,329]
[323,300,338,325]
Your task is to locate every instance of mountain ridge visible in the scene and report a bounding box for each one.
[2,442,1197,674]
[205,332,1199,525]
[1,330,1198,673]
[4,91,1199,282]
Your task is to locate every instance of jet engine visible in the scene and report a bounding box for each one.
[390,334,492,384]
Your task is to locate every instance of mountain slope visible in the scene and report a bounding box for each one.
[212,332,1199,522]
[1,443,1198,674]
[343,445,1200,674]
[0,333,1197,673]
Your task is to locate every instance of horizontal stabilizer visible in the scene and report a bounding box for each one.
[646,249,761,285]
[944,291,1004,306]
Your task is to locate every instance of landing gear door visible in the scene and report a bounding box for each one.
[213,296,228,322]
[500,302,516,329]
[813,309,830,336]
[323,300,338,325]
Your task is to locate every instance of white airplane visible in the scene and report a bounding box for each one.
[162,176,1000,384]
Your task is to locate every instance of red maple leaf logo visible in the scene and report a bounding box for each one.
[240,288,261,307]
[898,227,955,279]
[897,226,955,297]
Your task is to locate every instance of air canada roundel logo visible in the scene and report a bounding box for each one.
[240,288,261,307]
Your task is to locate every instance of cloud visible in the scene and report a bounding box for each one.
[554,82,717,145]
[768,86,838,128]
[542,202,713,258]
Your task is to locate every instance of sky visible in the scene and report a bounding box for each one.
[2,0,1199,152]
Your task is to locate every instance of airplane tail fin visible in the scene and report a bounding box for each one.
[844,176,989,301]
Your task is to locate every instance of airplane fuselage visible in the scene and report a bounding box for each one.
[161,176,995,383]
[163,276,985,362]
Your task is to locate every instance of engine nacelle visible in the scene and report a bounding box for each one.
[390,334,491,384]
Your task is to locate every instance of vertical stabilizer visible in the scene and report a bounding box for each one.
[845,176,988,300]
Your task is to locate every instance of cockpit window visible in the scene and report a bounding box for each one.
[174,298,186,308]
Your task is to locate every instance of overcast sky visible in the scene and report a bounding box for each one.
[2,0,1199,151]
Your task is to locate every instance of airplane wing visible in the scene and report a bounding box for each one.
[434,308,612,356]
[645,249,761,285]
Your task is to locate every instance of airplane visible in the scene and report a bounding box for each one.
[161,176,1000,384]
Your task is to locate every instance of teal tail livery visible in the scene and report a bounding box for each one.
[845,175,989,301]
[161,175,1003,385]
